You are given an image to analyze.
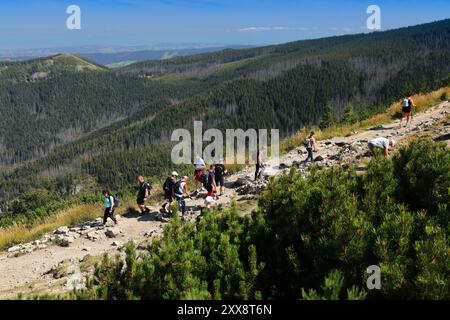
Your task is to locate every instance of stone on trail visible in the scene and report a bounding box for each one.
[279,163,291,169]
[144,228,161,237]
[57,235,75,247]
[86,231,102,241]
[356,165,367,172]
[105,227,121,238]
[314,155,325,162]
[236,178,268,196]
[335,141,347,147]
[238,194,256,201]
[54,226,70,235]
[292,160,303,168]
[7,245,23,253]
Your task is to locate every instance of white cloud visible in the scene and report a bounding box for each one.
[238,26,311,32]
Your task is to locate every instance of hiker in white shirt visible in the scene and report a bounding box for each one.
[368,137,396,157]
[193,155,206,183]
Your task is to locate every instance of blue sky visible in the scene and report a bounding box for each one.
[0,0,449,50]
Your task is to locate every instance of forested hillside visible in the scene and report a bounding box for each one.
[80,46,251,68]
[0,19,450,219]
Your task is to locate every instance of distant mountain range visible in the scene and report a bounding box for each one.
[0,44,254,68]
[0,19,449,208]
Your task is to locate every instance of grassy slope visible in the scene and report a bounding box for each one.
[281,87,450,152]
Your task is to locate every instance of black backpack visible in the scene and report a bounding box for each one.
[145,182,153,192]
[201,173,209,188]
[113,196,119,208]
[139,182,153,196]
[163,177,173,193]
[173,180,183,196]
[215,164,225,176]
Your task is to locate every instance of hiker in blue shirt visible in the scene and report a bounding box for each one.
[102,190,118,225]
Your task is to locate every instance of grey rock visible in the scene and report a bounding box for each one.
[236,179,268,196]
[279,163,291,169]
[238,194,256,201]
[7,245,23,253]
[314,155,325,162]
[356,165,367,172]
[57,235,74,247]
[105,227,121,238]
[86,232,101,241]
[54,226,70,235]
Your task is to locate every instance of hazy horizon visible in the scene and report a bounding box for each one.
[1,0,449,51]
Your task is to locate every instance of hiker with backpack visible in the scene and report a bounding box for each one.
[136,176,152,215]
[214,160,227,196]
[254,148,265,181]
[102,190,118,225]
[400,95,416,128]
[193,155,206,184]
[304,131,317,163]
[161,171,178,215]
[174,176,191,216]
[205,165,217,197]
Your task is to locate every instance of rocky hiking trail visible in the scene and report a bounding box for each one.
[0,101,449,299]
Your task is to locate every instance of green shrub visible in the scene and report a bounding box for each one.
[74,140,449,300]
[78,206,263,300]
[393,139,449,223]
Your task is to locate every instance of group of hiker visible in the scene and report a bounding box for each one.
[132,156,228,219]
[302,95,413,163]
[101,95,413,225]
[365,94,414,156]
[302,130,396,161]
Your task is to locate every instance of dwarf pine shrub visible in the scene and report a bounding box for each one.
[76,140,449,300]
